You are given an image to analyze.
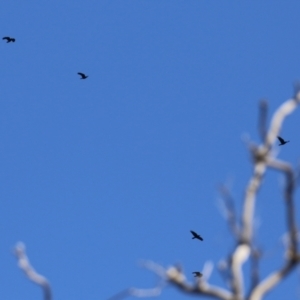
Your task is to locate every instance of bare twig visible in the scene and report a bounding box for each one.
[108,285,164,300]
[217,259,231,288]
[14,242,52,300]
[138,260,167,279]
[218,184,240,238]
[108,261,167,300]
[249,247,262,292]
[258,100,268,142]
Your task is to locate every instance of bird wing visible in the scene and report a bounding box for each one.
[2,37,10,40]
[277,136,284,143]
[190,230,197,236]
[77,72,85,76]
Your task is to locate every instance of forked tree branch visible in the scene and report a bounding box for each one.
[248,158,299,300]
[248,260,297,300]
[242,91,300,245]
[240,91,300,299]
[108,90,300,300]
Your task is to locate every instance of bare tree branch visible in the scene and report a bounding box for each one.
[14,242,52,300]
[228,90,300,300]
[229,243,250,299]
[248,260,296,300]
[267,159,298,257]
[108,285,164,300]
[241,91,300,243]
[265,92,300,149]
[138,260,167,279]
[108,261,167,300]
[13,89,294,300]
[241,160,266,245]
[109,91,300,300]
[249,247,262,292]
[217,259,231,288]
[248,137,299,300]
[109,261,233,300]
[166,265,233,300]
[258,100,268,143]
[218,184,240,238]
[247,161,299,298]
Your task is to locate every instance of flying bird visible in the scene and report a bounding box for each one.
[192,271,203,278]
[3,36,15,43]
[77,72,88,79]
[190,230,203,241]
[277,136,289,146]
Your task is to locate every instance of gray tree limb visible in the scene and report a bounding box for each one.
[14,242,52,300]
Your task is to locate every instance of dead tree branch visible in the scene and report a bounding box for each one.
[247,92,300,299]
[249,247,262,292]
[218,185,240,238]
[109,90,300,300]
[258,100,268,143]
[109,260,233,300]
[248,260,297,300]
[265,93,300,149]
[14,242,52,300]
[248,158,299,300]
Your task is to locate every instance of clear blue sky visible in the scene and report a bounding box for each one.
[1,1,300,300]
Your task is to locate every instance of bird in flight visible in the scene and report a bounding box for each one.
[77,72,88,79]
[190,230,203,241]
[3,36,15,43]
[192,271,203,278]
[277,136,289,146]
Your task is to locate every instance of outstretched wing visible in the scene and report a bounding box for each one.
[77,72,85,77]
[2,37,10,41]
[190,230,203,240]
[190,230,197,237]
[277,136,285,143]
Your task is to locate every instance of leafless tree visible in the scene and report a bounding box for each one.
[14,89,300,300]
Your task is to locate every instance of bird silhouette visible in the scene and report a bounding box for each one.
[77,72,88,79]
[192,271,203,278]
[190,230,203,241]
[3,36,15,43]
[277,136,289,146]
